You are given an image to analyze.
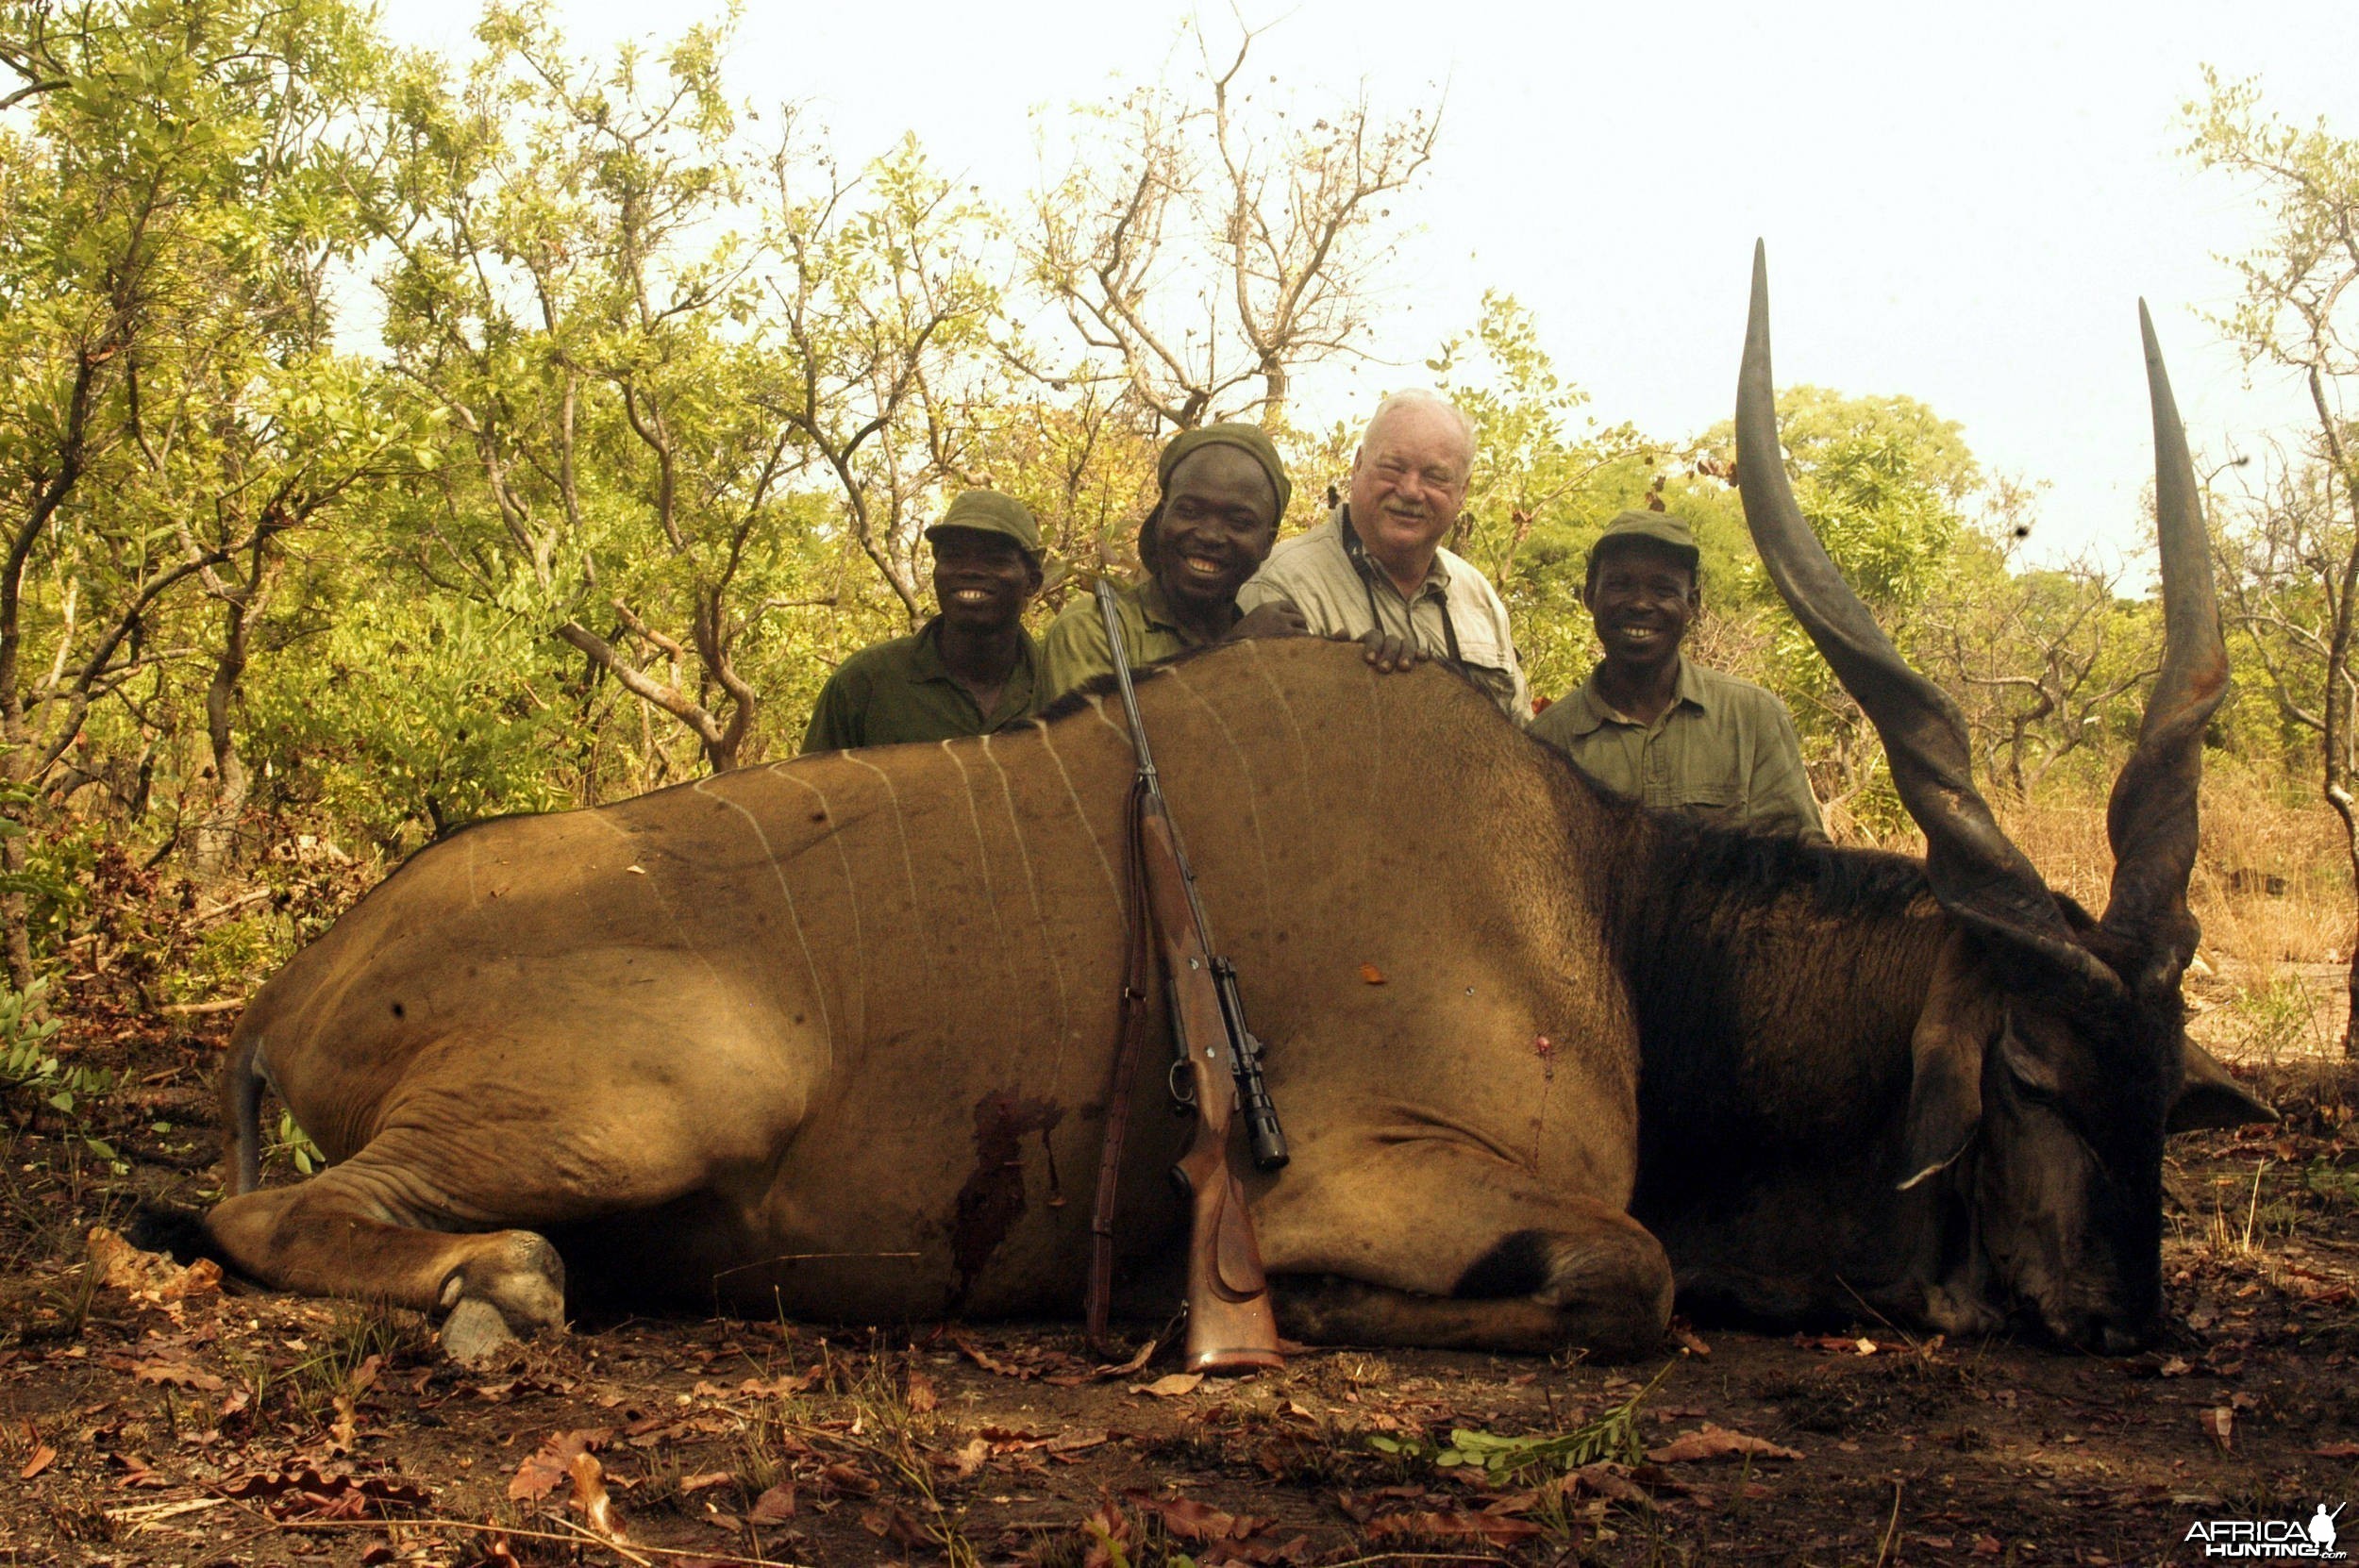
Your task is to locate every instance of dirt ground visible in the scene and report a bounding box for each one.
[3,970,2355,1568]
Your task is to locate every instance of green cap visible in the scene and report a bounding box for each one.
[1157,423,1292,518]
[928,490,1043,559]
[1588,509,1699,571]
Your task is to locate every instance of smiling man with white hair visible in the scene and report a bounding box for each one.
[1235,390,1529,722]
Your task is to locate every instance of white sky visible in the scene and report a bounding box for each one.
[376,0,2359,572]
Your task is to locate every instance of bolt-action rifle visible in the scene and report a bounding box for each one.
[1095,579,1288,1373]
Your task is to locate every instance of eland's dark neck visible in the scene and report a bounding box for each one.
[1581,807,1965,1322]
[1609,814,1950,1202]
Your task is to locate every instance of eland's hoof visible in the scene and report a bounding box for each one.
[438,1295,520,1364]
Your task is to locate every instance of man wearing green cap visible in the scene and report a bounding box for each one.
[1531,509,1825,838]
[1233,390,1529,722]
[1039,423,1306,700]
[799,491,1047,753]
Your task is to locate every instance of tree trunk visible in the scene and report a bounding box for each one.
[0,832,31,991]
[1261,361,1288,432]
[189,591,252,876]
[2345,928,2358,1058]
[2340,804,2359,1057]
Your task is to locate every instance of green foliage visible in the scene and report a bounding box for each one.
[0,977,120,1168]
[245,596,573,852]
[1430,292,1665,701]
[272,1107,325,1176]
[2301,1157,2359,1213]
[1367,1361,1670,1477]
[0,0,2330,1023]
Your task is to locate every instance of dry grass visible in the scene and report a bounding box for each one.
[1839,763,2350,973]
[1833,762,2355,1060]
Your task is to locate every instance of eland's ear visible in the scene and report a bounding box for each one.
[1899,931,1998,1190]
[2167,1042,2278,1133]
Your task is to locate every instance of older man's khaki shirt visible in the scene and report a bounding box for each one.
[1038,576,1226,701]
[1235,509,1530,723]
[1531,659,1826,839]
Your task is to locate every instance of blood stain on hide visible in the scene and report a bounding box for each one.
[949,1091,1064,1301]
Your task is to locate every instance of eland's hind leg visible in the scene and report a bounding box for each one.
[203,1151,571,1361]
[204,975,813,1359]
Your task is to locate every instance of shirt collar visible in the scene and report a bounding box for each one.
[1135,575,1243,642]
[910,616,1037,685]
[1337,505,1450,597]
[1568,656,1710,732]
[1673,656,1714,712]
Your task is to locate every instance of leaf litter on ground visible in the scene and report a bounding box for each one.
[1366,1359,1676,1477]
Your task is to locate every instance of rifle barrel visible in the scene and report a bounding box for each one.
[1095,579,1218,942]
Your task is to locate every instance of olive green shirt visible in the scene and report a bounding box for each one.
[1531,658,1827,840]
[799,618,1042,754]
[1235,509,1530,723]
[1039,576,1230,701]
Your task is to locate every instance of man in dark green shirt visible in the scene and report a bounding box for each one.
[1531,510,1825,839]
[1039,423,1305,699]
[799,492,1047,753]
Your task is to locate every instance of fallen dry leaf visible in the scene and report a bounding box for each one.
[509,1428,610,1502]
[1566,1463,1654,1507]
[746,1481,796,1525]
[2160,1356,2195,1376]
[735,1373,812,1398]
[950,1334,1029,1378]
[1358,963,1387,984]
[1131,1372,1204,1398]
[18,1444,55,1480]
[817,1460,879,1498]
[1092,1338,1158,1379]
[1646,1425,1804,1464]
[1364,1509,1543,1545]
[568,1450,624,1543]
[861,1502,929,1548]
[216,1465,430,1522]
[2201,1406,2234,1453]
[1333,1488,1431,1523]
[2313,1442,2359,1459]
[1127,1493,1267,1543]
[938,1437,990,1479]
[132,1359,224,1393]
[678,1470,734,1493]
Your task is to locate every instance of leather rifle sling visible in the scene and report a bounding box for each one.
[1084,774,1157,1351]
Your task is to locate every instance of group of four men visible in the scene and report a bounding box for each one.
[799,389,1825,839]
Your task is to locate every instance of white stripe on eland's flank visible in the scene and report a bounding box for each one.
[941,741,1019,994]
[983,734,1072,1073]
[1166,665,1277,933]
[692,777,834,1060]
[1087,692,1130,746]
[842,752,925,932]
[582,810,732,992]
[777,769,867,1042]
[1036,726,1120,900]
[1241,641,1314,803]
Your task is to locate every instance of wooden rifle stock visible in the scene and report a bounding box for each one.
[1084,578,1282,1374]
[1135,800,1282,1374]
